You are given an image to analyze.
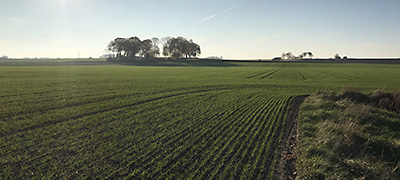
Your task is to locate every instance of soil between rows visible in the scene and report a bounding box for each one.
[275,95,308,180]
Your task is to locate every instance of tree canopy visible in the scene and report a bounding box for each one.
[162,37,201,59]
[107,36,200,60]
[281,52,313,60]
[107,36,160,59]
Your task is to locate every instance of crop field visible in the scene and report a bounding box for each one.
[1,62,400,179]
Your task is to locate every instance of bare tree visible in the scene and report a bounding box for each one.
[281,52,296,59]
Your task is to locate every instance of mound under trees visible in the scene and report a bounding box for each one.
[107,36,201,60]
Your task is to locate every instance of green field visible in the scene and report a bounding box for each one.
[1,61,400,179]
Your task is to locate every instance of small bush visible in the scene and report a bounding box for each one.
[337,87,369,103]
[375,90,400,113]
[369,89,390,101]
[334,87,400,114]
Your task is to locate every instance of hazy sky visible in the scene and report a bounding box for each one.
[1,0,399,59]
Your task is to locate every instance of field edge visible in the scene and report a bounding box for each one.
[274,95,309,179]
[295,90,400,179]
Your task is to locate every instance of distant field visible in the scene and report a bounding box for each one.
[1,62,400,179]
[0,58,111,66]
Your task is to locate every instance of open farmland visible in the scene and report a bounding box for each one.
[1,62,400,179]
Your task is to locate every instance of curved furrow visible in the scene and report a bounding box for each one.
[2,84,268,137]
[246,70,273,79]
[209,97,284,179]
[1,88,239,138]
[57,91,238,176]
[231,97,288,179]
[180,96,276,179]
[1,91,233,167]
[0,92,193,151]
[314,69,355,80]
[243,97,291,178]
[266,97,294,178]
[296,68,307,80]
[0,92,133,120]
[0,98,186,166]
[156,96,276,179]
[260,69,280,79]
[0,89,74,99]
[97,93,246,178]
[122,96,267,179]
[258,97,292,179]
[213,97,283,179]
[250,98,289,179]
[197,97,280,179]
[4,91,245,180]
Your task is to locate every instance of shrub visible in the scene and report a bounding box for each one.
[337,87,368,103]
[334,87,400,114]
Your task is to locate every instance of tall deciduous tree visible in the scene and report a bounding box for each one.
[299,52,313,59]
[307,52,313,59]
[140,39,152,58]
[150,37,160,57]
[162,36,201,59]
[107,37,126,58]
[126,36,142,57]
[335,54,341,60]
[281,52,295,59]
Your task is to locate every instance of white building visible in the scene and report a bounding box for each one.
[100,54,115,58]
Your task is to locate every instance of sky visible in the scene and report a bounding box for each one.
[1,0,399,59]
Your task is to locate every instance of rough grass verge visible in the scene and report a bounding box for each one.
[296,89,400,180]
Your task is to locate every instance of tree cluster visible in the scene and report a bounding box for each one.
[107,36,201,60]
[107,37,160,59]
[281,52,313,60]
[162,37,201,59]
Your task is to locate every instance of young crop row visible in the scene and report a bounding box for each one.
[118,94,293,179]
[1,85,293,179]
[1,84,243,137]
[245,64,310,81]
[246,69,281,79]
[2,89,226,178]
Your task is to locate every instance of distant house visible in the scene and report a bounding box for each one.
[100,54,115,58]
[272,57,282,61]
[206,56,223,60]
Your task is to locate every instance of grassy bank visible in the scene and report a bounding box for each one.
[296,89,400,179]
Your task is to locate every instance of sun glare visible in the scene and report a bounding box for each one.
[50,0,79,7]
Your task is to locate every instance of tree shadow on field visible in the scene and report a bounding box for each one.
[109,59,242,67]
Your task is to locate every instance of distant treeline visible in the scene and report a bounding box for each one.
[219,58,400,65]
[107,36,200,60]
[281,52,314,60]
